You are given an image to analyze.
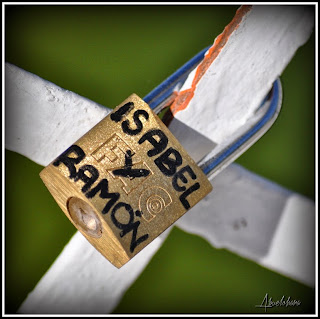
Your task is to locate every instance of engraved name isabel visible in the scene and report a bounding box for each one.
[52,101,202,254]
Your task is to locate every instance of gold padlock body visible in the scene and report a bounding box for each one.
[40,94,212,268]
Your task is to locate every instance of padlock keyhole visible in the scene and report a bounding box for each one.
[67,197,102,238]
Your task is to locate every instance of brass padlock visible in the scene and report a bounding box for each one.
[40,94,212,268]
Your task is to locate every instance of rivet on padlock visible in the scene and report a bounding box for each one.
[40,94,213,268]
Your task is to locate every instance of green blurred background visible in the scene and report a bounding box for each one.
[5,5,315,314]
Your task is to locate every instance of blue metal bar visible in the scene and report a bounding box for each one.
[142,45,282,177]
[143,46,210,110]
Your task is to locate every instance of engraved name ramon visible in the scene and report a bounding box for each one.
[53,101,203,253]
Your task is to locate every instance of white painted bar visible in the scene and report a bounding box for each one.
[173,6,314,145]
[176,164,315,287]
[5,63,110,167]
[18,230,172,314]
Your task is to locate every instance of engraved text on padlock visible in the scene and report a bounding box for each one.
[40,94,213,268]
